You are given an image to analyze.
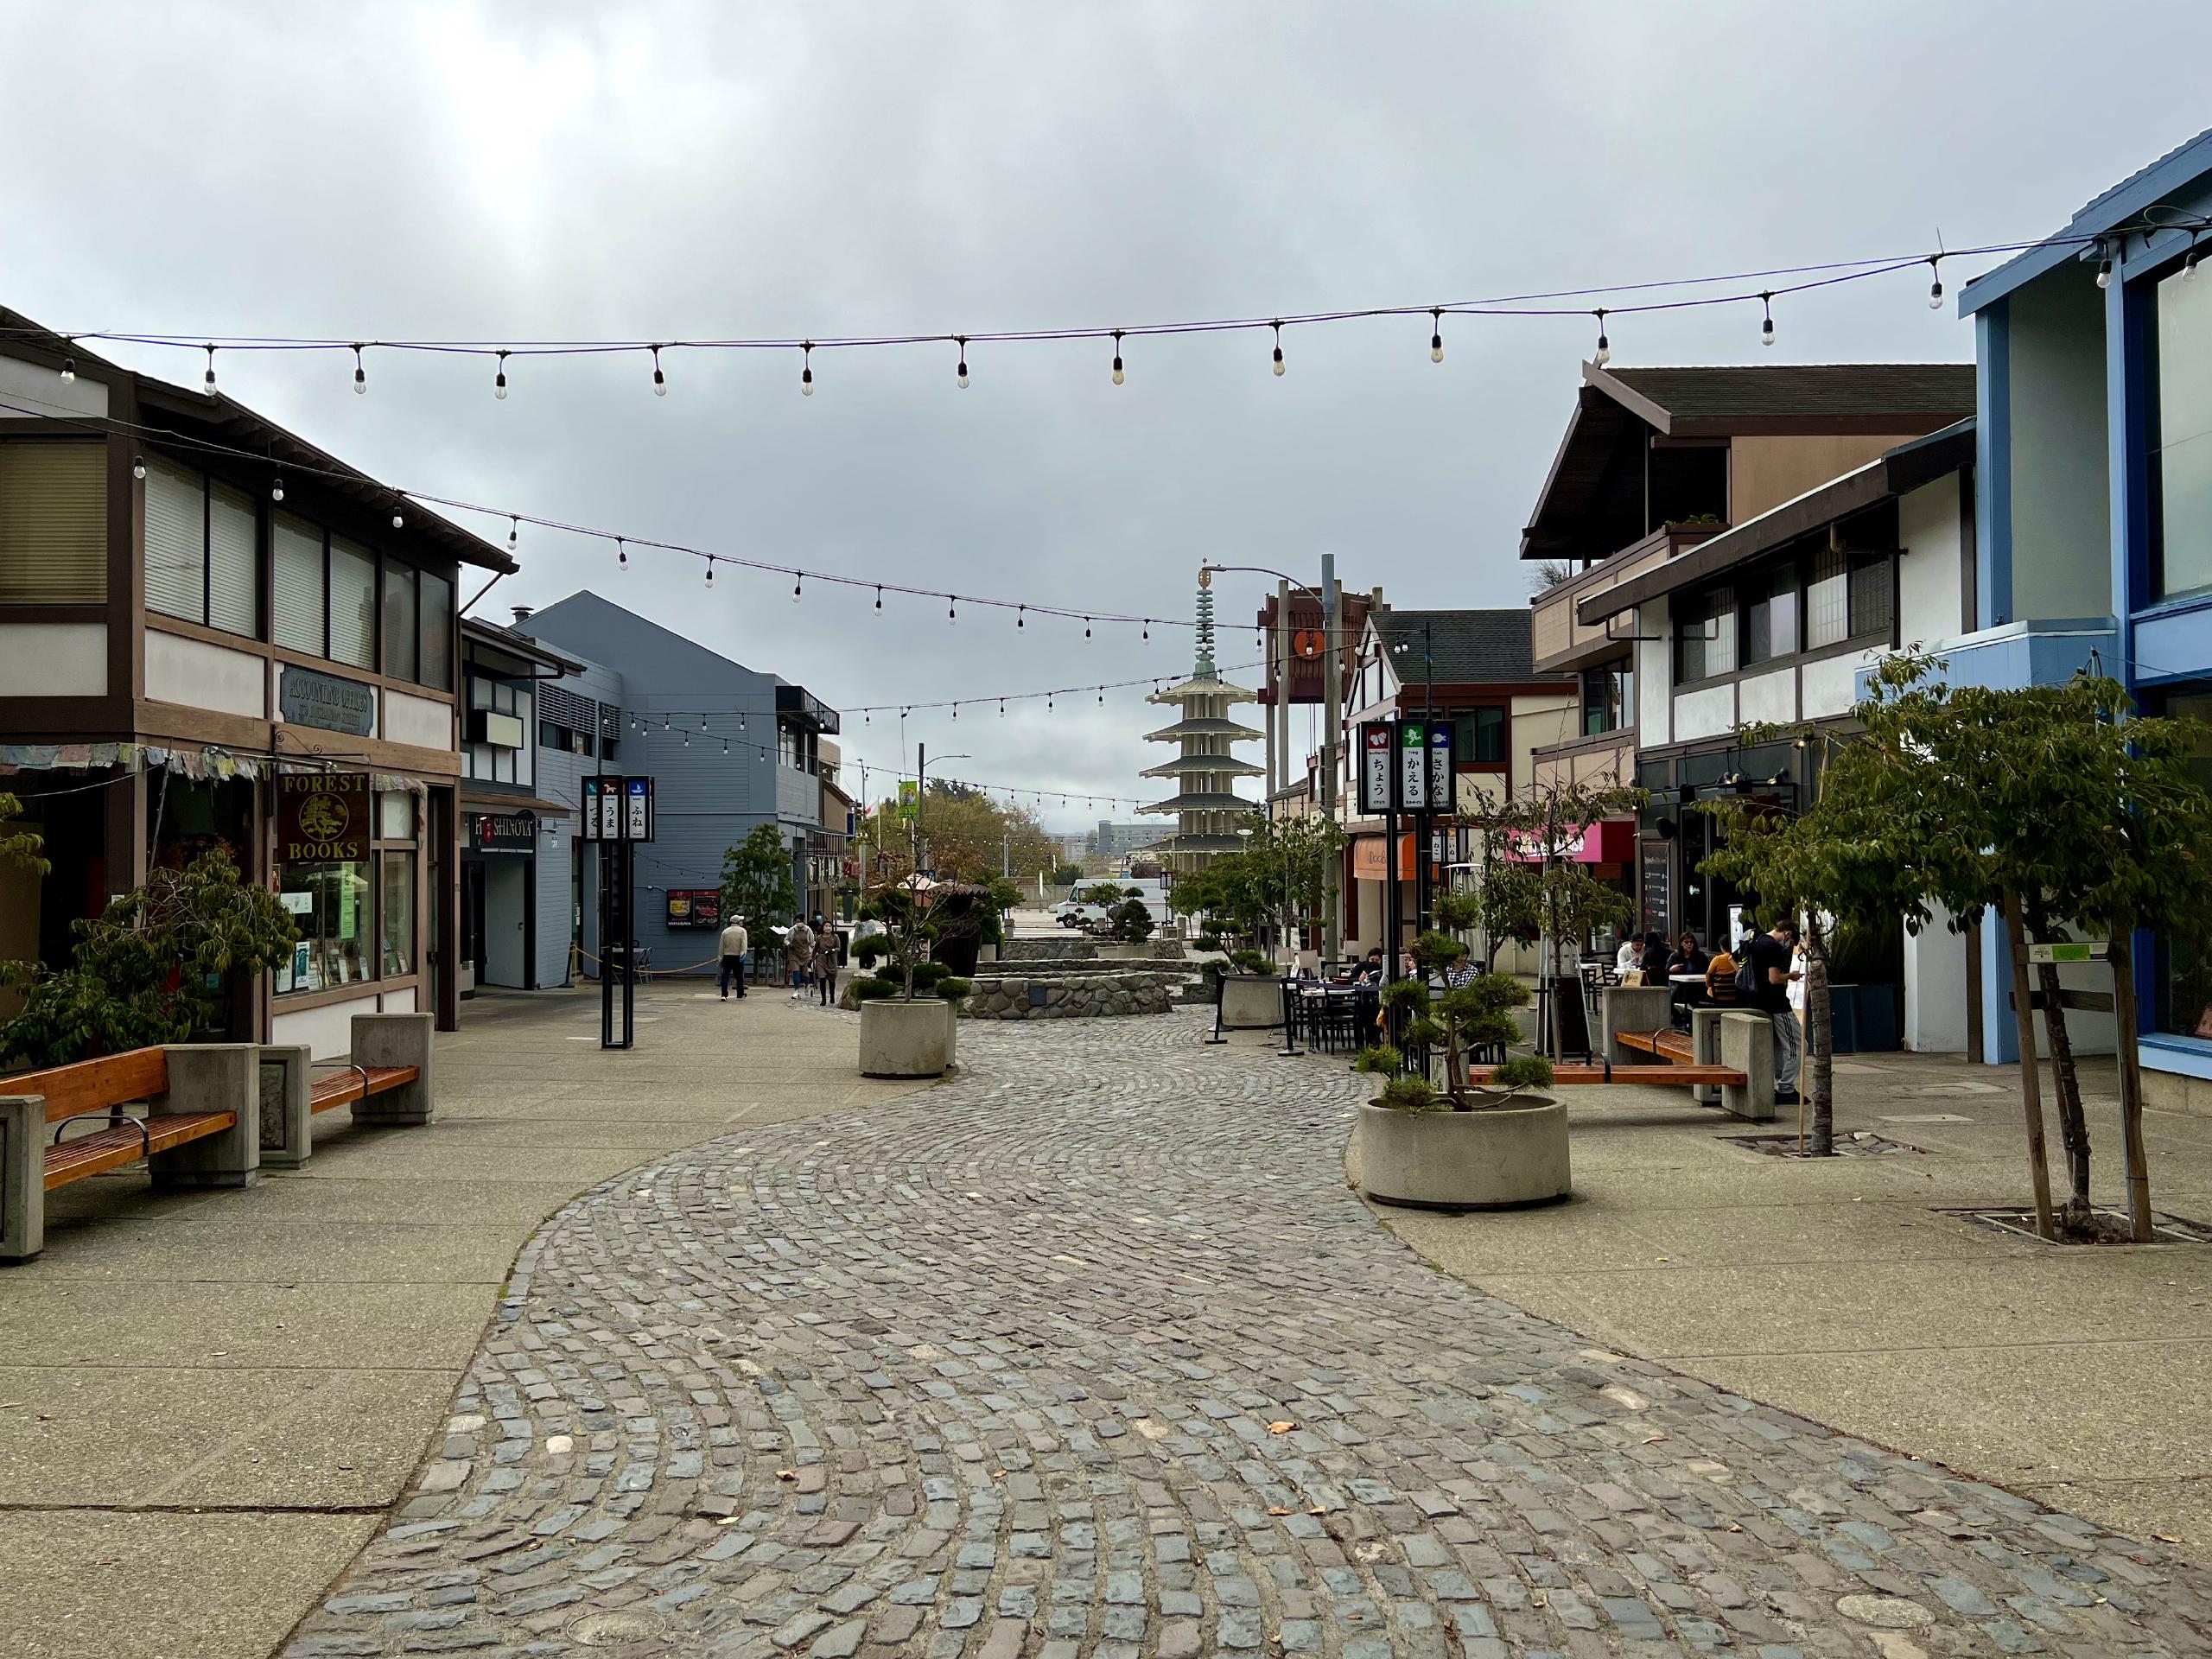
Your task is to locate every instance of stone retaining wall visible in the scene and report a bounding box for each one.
[1001,938,1187,963]
[960,967,1181,1020]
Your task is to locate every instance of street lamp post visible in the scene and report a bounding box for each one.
[1392,620,1437,939]
[911,745,971,880]
[1201,557,1344,963]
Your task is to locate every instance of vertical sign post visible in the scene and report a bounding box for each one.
[1390,721,1427,978]
[582,774,655,1050]
[1421,721,1454,935]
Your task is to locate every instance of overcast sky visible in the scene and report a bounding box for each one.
[6,3,2208,830]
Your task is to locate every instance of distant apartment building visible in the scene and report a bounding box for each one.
[1088,820,1173,861]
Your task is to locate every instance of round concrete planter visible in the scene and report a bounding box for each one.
[1357,1094,1569,1211]
[1216,973,1285,1031]
[858,998,950,1079]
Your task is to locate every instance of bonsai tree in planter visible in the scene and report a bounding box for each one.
[1358,893,1542,1110]
[849,885,935,1000]
[1108,898,1155,942]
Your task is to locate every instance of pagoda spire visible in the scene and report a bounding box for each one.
[1193,567,1217,681]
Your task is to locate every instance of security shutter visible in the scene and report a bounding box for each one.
[143,456,205,621]
[0,441,110,604]
[271,512,326,654]
[382,563,418,683]
[416,569,453,690]
[207,480,258,637]
[327,536,378,671]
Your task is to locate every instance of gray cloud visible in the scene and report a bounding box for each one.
[6,0,2208,826]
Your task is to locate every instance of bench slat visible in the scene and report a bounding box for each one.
[309,1065,418,1115]
[1616,1028,1696,1063]
[1469,1065,1746,1086]
[44,1111,237,1189]
[7,1048,172,1124]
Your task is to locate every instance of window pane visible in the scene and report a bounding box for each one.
[2155,696,2212,1036]
[143,456,205,622]
[328,537,377,670]
[1806,547,1848,647]
[273,856,374,992]
[0,441,109,604]
[2158,266,2212,597]
[271,513,326,654]
[382,563,418,683]
[417,569,453,690]
[1849,552,1893,640]
[207,480,257,637]
[378,790,416,840]
[1745,564,1798,665]
[381,852,415,977]
[1474,706,1506,762]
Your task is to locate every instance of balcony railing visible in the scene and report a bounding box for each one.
[1530,524,1722,673]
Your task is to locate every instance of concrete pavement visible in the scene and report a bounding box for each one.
[0,984,932,1659]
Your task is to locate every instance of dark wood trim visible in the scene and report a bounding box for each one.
[272,974,422,1014]
[133,698,269,751]
[1669,412,1968,439]
[141,609,267,658]
[272,725,461,778]
[0,604,106,624]
[0,697,129,736]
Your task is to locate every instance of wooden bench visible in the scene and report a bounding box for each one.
[259,1014,437,1169]
[3,1045,261,1262]
[1598,988,1776,1121]
[1467,1061,1747,1087]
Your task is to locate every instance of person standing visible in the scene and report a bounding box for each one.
[718,914,750,1000]
[1748,914,1802,1104]
[812,918,839,1006]
[784,916,815,1001]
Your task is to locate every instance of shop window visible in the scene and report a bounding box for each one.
[327,537,378,671]
[380,852,415,978]
[378,791,416,840]
[275,858,375,993]
[1580,666,1633,736]
[2153,262,2212,599]
[418,569,454,690]
[1743,563,1798,666]
[1450,706,1507,763]
[1675,586,1737,683]
[0,440,107,604]
[1806,547,1849,647]
[1848,551,1894,641]
[143,461,258,636]
[382,563,418,683]
[208,482,257,635]
[2155,694,2212,1039]
[271,512,327,655]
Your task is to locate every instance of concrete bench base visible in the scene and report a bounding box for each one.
[1719,1011,1779,1122]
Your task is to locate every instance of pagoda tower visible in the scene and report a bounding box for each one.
[1140,570,1262,873]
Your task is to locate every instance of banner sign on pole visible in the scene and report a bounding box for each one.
[1396,719,1429,812]
[898,779,919,822]
[1427,721,1455,811]
[1358,722,1393,815]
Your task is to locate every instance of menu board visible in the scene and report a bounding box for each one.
[1639,839,1671,938]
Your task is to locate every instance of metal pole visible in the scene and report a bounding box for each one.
[1416,620,1436,938]
[1320,552,1342,963]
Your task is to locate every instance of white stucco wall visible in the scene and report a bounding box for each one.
[1672,682,1736,743]
[0,623,106,696]
[146,628,264,717]
[1903,904,1969,1053]
[1897,472,1967,645]
[1635,599,1671,744]
[384,688,454,751]
[1737,666,1796,727]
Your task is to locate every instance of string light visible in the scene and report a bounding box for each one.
[270,473,284,503]
[1084,618,1091,639]
[800,341,815,397]
[1017,607,1025,629]
[1927,257,1945,309]
[1270,321,1286,376]
[617,537,627,572]
[705,559,714,587]
[59,349,75,385]
[1592,309,1610,366]
[131,454,146,480]
[1429,308,1444,364]
[2095,248,2113,289]
[1111,329,1125,385]
[391,493,405,530]
[1758,291,1775,347]
[651,344,667,396]
[2186,237,2202,281]
[507,516,518,551]
[948,598,957,624]
[203,345,218,396]
[955,335,969,389]
[875,586,884,612]
[793,575,803,602]
[494,350,509,399]
[353,343,366,394]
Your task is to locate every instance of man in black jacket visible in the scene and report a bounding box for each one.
[1746,915,1802,1104]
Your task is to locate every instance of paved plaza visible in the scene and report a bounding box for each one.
[274,1008,2212,1659]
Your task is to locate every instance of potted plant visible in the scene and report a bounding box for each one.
[848,886,955,1078]
[1351,894,1570,1210]
[1206,946,1281,1030]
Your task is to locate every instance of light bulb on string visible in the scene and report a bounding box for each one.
[1097,688,1104,703]
[1110,329,1125,385]
[948,599,957,624]
[1429,308,1445,364]
[955,335,969,389]
[1270,321,1285,376]
[721,739,729,756]
[131,455,146,480]
[683,731,690,747]
[507,517,518,552]
[738,713,745,730]
[792,575,802,603]
[391,493,405,530]
[951,703,958,720]
[352,343,367,394]
[203,345,218,396]
[1927,257,1945,309]
[2186,237,2203,281]
[1592,309,1610,366]
[1017,606,1025,629]
[1084,618,1092,639]
[704,559,714,588]
[875,586,883,613]
[270,474,284,503]
[651,345,666,397]
[999,699,1005,716]
[494,350,509,399]
[800,341,815,396]
[702,714,710,733]
[60,347,76,385]
[2096,249,2113,289]
[617,537,627,573]
[1758,292,1775,347]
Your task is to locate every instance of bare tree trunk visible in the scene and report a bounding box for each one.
[2025,898,2092,1225]
[2000,889,2058,1240]
[1805,913,1835,1157]
[2108,920,2153,1242]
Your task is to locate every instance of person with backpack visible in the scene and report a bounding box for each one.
[1741,913,1802,1105]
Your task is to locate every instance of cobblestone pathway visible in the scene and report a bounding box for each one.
[287,1014,2212,1658]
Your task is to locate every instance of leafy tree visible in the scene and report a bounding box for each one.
[850,882,940,1000]
[0,789,46,874]
[720,823,797,946]
[1108,898,1154,942]
[1049,862,1084,888]
[1079,881,1128,908]
[892,782,1059,885]
[1,849,296,1066]
[1356,892,1535,1110]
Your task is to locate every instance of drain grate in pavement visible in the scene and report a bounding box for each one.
[1941,1205,2212,1246]
[1724,1128,1925,1158]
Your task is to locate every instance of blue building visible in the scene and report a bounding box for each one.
[1955,128,2212,1102]
[517,592,837,979]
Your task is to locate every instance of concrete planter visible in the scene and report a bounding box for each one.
[859,998,950,1079]
[1357,1095,1570,1210]
[1217,973,1284,1031]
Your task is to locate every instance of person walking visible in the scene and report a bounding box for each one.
[784,916,815,1001]
[812,917,839,1006]
[1747,914,1802,1105]
[718,914,749,1000]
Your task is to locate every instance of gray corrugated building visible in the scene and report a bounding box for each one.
[517,592,836,979]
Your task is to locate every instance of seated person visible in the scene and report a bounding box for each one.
[1705,944,1741,1004]
[1613,929,1642,976]
[1638,931,1670,981]
[1349,947,1385,984]
[1667,931,1709,977]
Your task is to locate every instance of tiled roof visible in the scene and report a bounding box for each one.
[1605,364,1975,421]
[1371,609,1561,683]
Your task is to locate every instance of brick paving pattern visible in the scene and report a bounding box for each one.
[286,1013,2212,1657]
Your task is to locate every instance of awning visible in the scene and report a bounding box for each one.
[1502,818,1637,864]
[1351,833,1416,881]
[461,789,573,818]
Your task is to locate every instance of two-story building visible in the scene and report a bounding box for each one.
[516,592,838,977]
[1953,127,2212,1100]
[0,308,512,1052]
[1522,362,1978,976]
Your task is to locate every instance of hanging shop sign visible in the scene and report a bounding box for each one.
[470,810,537,853]
[278,666,376,737]
[276,771,369,861]
[1358,722,1393,815]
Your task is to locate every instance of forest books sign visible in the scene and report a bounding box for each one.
[276,772,369,861]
